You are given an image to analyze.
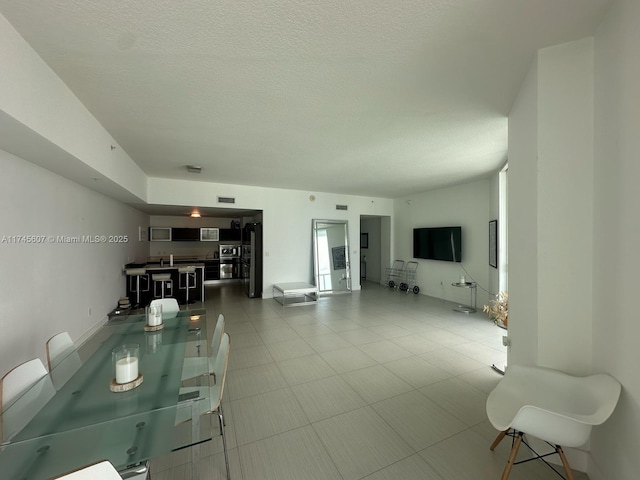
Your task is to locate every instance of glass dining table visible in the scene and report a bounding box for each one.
[0,309,212,480]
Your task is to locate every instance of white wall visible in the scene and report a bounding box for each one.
[147,177,394,296]
[0,13,146,202]
[591,0,640,477]
[507,58,539,367]
[393,179,493,307]
[508,38,595,374]
[536,38,595,375]
[0,149,148,378]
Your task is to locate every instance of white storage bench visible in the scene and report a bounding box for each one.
[272,282,318,307]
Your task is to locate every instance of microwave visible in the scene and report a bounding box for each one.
[219,245,239,258]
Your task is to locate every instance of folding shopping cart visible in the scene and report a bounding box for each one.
[385,260,404,290]
[398,261,420,294]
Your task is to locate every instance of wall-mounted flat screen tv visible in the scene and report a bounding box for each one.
[413,226,462,262]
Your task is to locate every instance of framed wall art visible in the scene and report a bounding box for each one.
[360,233,368,249]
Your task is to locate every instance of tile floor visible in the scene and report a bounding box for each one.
[151,282,588,480]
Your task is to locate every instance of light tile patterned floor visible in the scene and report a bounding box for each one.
[151,282,589,480]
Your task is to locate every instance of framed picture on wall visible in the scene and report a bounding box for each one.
[361,233,369,249]
[332,246,346,270]
[489,220,498,268]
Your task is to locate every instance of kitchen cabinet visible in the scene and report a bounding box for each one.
[203,260,220,281]
[219,228,241,242]
[149,227,171,241]
[172,227,200,241]
[200,228,220,241]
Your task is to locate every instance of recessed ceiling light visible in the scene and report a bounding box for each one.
[190,211,201,218]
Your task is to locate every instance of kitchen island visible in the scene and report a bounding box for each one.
[124,261,205,306]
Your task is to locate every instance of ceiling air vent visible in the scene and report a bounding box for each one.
[336,204,348,211]
[217,196,236,204]
[186,165,202,174]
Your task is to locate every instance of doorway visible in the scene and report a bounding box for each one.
[359,215,391,287]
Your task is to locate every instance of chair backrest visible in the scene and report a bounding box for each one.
[1,358,48,410]
[46,332,75,370]
[47,333,83,390]
[1,358,55,441]
[210,333,230,411]
[53,460,122,479]
[149,298,180,315]
[210,314,225,359]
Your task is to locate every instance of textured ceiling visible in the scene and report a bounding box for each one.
[0,0,611,198]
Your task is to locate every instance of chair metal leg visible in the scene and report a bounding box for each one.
[218,410,231,480]
[501,432,523,480]
[135,275,141,307]
[490,429,508,450]
[556,445,576,480]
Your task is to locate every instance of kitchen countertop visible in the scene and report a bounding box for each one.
[144,263,205,271]
[124,262,206,273]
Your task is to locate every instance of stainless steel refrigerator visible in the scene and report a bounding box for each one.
[243,223,263,298]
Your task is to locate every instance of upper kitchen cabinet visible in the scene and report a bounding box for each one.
[149,227,172,241]
[200,228,219,242]
[172,227,200,241]
[219,228,241,242]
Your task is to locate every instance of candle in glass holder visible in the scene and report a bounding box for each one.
[147,304,162,326]
[113,344,139,384]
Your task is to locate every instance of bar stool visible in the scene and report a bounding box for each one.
[178,266,197,304]
[125,268,149,307]
[152,273,173,299]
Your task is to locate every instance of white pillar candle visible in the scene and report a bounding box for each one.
[148,304,163,326]
[460,275,466,284]
[148,310,162,326]
[115,357,138,384]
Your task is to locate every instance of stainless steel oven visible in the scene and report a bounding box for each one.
[219,245,239,279]
[220,262,235,279]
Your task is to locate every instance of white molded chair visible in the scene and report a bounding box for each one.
[486,364,621,480]
[46,332,76,370]
[1,358,47,408]
[46,332,82,389]
[149,298,180,319]
[1,358,55,441]
[181,313,225,382]
[177,333,231,480]
[53,460,122,479]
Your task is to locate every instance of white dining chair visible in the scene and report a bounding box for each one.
[46,332,82,389]
[149,298,180,318]
[52,460,122,479]
[1,358,48,409]
[181,313,225,382]
[1,358,55,441]
[46,332,75,370]
[486,364,621,480]
[176,333,231,480]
